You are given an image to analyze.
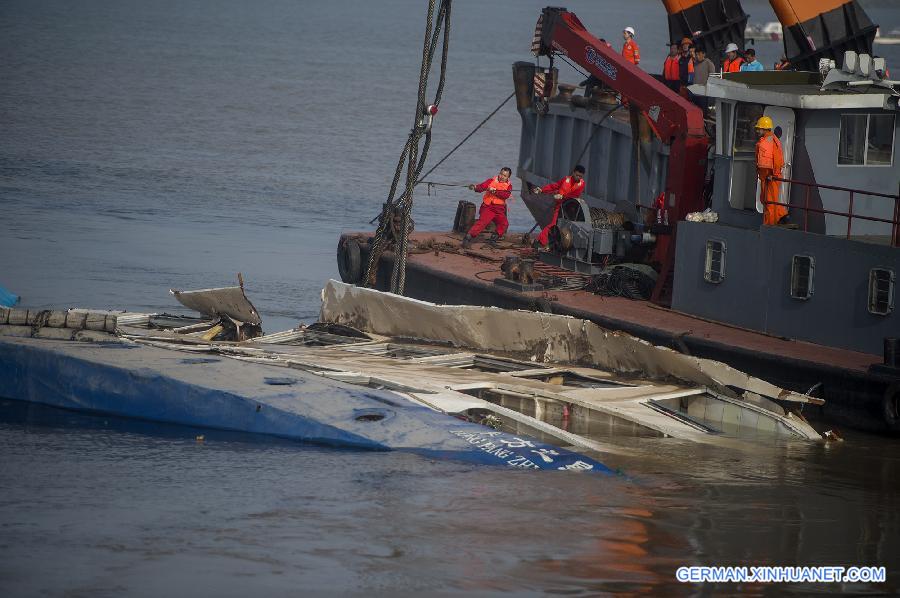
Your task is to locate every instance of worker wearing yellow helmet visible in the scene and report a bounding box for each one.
[755,116,787,225]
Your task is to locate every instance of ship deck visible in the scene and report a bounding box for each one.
[425,233,877,370]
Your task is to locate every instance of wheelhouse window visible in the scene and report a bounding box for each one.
[715,101,734,155]
[704,240,726,283]
[790,255,815,300]
[868,268,895,315]
[728,102,767,211]
[732,103,766,154]
[838,113,896,166]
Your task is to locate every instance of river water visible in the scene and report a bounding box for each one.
[2,0,899,594]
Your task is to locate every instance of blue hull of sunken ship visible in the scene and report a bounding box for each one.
[0,334,612,474]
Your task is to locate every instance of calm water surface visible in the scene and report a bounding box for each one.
[2,0,899,594]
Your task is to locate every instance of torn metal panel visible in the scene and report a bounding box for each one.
[319,280,822,407]
[170,286,262,326]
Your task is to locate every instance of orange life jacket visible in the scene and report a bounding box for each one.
[622,40,640,65]
[482,177,512,206]
[756,132,784,172]
[663,56,680,81]
[723,57,743,73]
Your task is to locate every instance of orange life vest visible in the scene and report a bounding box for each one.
[622,40,640,65]
[723,57,743,73]
[663,56,680,81]
[482,177,512,206]
[756,132,784,172]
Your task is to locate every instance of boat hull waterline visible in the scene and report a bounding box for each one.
[0,336,613,473]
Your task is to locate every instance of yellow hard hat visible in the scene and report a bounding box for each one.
[755,116,773,129]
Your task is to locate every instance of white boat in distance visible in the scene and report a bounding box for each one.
[875,28,900,46]
[745,21,783,43]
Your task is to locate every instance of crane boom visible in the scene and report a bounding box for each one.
[535,7,709,230]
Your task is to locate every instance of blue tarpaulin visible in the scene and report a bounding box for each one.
[0,284,19,307]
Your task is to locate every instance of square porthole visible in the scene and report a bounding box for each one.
[868,268,895,315]
[790,255,815,300]
[704,240,726,284]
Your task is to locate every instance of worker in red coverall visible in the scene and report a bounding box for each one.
[755,115,787,225]
[462,167,513,248]
[534,164,586,247]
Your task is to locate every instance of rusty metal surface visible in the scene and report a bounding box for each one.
[170,286,262,325]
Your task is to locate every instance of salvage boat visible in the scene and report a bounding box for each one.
[337,3,900,433]
[0,280,826,474]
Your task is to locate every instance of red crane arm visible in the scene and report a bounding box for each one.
[536,8,709,223]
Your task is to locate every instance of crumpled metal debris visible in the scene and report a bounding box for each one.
[319,280,823,407]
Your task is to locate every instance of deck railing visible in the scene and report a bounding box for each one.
[766,177,900,247]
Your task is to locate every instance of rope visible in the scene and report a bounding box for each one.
[557,54,590,80]
[363,0,453,294]
[367,90,516,225]
[419,180,526,195]
[416,91,516,183]
[474,269,499,281]
[575,103,624,164]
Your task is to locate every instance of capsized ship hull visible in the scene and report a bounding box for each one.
[0,324,611,473]
[0,279,828,475]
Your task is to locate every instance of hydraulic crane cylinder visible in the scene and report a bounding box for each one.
[769,0,877,72]
[661,0,748,67]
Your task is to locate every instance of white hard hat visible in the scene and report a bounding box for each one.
[624,27,635,36]
[725,43,739,53]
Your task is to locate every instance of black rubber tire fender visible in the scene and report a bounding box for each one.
[532,297,553,314]
[337,238,363,284]
[883,382,900,432]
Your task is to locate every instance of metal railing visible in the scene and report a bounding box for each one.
[766,176,900,246]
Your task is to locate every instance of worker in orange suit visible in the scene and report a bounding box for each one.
[534,165,586,247]
[462,167,513,248]
[622,27,640,66]
[755,116,787,226]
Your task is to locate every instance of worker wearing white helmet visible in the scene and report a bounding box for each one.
[622,27,640,66]
[723,42,743,73]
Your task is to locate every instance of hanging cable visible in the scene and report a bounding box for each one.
[363,0,452,295]
[575,103,624,163]
[557,54,590,80]
[368,90,515,225]
[416,91,515,183]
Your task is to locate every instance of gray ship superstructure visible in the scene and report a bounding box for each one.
[515,55,899,356]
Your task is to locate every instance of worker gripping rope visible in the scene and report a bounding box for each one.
[461,167,513,249]
[532,165,586,247]
[755,116,788,226]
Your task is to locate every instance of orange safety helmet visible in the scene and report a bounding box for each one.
[755,116,774,130]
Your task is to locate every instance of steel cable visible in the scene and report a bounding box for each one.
[364,0,453,295]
